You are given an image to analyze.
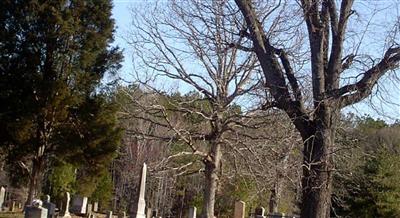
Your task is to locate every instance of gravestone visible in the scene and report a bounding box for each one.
[146,208,152,218]
[60,192,71,218]
[93,202,98,212]
[255,207,266,218]
[25,199,48,218]
[151,209,157,218]
[71,196,88,214]
[10,201,16,212]
[106,210,113,218]
[118,211,127,218]
[234,201,245,218]
[132,163,147,218]
[86,203,93,215]
[25,206,48,218]
[42,195,55,218]
[0,186,5,211]
[188,206,196,218]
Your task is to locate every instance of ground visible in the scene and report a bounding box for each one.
[0,212,23,218]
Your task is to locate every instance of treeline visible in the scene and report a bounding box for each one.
[113,86,400,217]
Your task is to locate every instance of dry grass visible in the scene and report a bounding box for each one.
[0,212,24,218]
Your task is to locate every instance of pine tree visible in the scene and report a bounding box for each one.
[0,0,122,204]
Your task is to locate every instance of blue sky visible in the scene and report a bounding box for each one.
[111,0,133,83]
[111,0,400,123]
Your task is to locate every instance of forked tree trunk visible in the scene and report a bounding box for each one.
[201,143,221,218]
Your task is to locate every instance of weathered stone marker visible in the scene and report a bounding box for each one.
[234,201,245,218]
[106,210,113,218]
[255,207,266,218]
[118,211,127,218]
[71,196,88,214]
[151,209,158,218]
[188,206,197,218]
[86,203,93,215]
[42,195,55,218]
[146,208,152,218]
[132,163,147,218]
[25,199,48,218]
[0,186,5,211]
[60,192,71,218]
[93,202,98,212]
[10,201,16,212]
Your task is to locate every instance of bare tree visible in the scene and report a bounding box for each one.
[125,0,271,217]
[232,0,400,217]
[221,110,303,214]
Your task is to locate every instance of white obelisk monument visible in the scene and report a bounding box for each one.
[133,163,147,218]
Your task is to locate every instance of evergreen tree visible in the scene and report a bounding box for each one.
[0,0,122,204]
[333,117,400,217]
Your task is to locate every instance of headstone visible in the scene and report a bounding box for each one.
[42,202,55,218]
[118,211,127,218]
[42,196,55,218]
[106,210,113,218]
[25,206,48,218]
[255,207,266,218]
[132,163,147,218]
[146,208,152,218]
[93,202,98,212]
[71,196,88,214]
[0,187,5,211]
[60,192,71,218]
[25,199,48,218]
[234,201,245,218]
[87,203,93,215]
[188,206,196,218]
[10,201,16,212]
[151,209,157,218]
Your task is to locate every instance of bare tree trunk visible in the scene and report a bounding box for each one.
[300,107,337,218]
[202,163,217,218]
[26,130,46,207]
[26,157,43,206]
[201,143,221,218]
[269,187,278,214]
[269,141,294,214]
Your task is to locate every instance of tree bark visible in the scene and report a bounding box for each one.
[268,187,278,214]
[26,137,46,206]
[26,157,43,206]
[300,105,337,218]
[201,143,221,218]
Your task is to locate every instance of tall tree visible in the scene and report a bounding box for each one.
[0,0,122,204]
[126,1,266,216]
[233,0,400,217]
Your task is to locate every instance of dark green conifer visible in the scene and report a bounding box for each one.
[0,0,122,204]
